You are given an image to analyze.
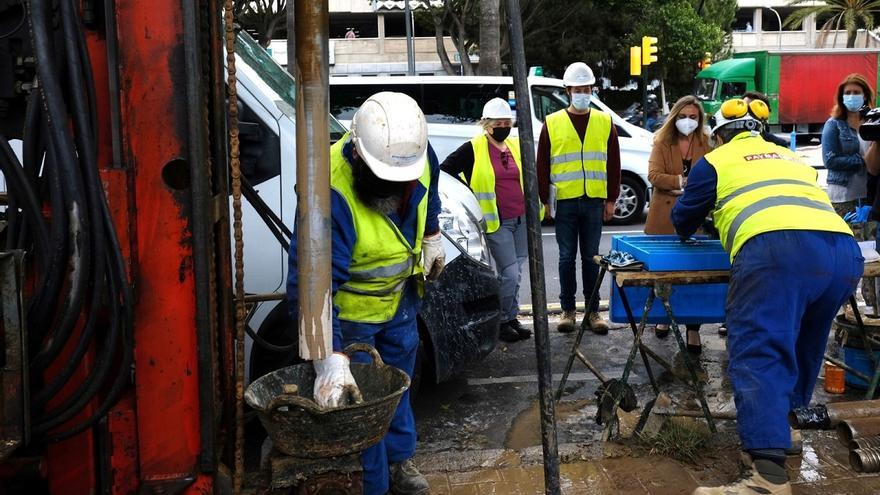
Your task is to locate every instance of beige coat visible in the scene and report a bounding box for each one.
[644,138,710,235]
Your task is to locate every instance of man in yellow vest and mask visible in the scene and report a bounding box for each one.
[537,61,621,334]
[287,92,443,495]
[672,99,863,495]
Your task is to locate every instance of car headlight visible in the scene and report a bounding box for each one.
[438,197,492,269]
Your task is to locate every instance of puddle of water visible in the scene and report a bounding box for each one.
[504,399,591,450]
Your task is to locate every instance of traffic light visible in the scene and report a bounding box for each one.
[630,46,642,76]
[642,36,658,65]
[699,52,712,69]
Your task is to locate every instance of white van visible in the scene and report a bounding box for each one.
[329,75,654,224]
[233,32,501,385]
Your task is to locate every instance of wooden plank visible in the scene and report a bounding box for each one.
[614,270,730,287]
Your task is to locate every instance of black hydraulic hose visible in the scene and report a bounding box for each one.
[27,141,68,345]
[245,322,296,353]
[32,0,110,410]
[0,138,49,261]
[27,0,92,370]
[240,180,290,252]
[242,176,292,239]
[43,187,134,442]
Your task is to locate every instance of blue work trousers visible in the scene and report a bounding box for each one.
[555,197,605,312]
[340,284,421,495]
[487,215,528,322]
[726,230,862,450]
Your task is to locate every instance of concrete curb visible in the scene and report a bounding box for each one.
[518,301,609,316]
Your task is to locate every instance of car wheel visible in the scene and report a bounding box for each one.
[611,175,646,225]
[248,301,304,383]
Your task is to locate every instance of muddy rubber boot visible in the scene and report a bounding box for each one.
[508,319,532,339]
[557,310,577,333]
[585,312,609,335]
[785,429,802,456]
[389,459,430,495]
[692,455,791,495]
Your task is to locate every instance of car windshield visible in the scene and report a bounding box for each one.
[235,30,347,141]
[695,79,717,101]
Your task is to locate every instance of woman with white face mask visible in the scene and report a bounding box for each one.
[822,73,875,217]
[643,95,710,348]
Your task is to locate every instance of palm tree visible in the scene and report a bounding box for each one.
[784,0,880,48]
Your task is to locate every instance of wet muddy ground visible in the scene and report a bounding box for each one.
[412,313,880,493]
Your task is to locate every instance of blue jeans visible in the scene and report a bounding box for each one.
[487,215,528,321]
[726,231,862,450]
[554,197,605,312]
[340,284,421,495]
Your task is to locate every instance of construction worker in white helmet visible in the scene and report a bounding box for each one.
[287,92,441,495]
[536,61,621,335]
[672,99,861,495]
[441,97,543,343]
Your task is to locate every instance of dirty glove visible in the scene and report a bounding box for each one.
[421,232,445,281]
[313,353,363,409]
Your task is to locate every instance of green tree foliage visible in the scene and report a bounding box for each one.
[784,0,880,48]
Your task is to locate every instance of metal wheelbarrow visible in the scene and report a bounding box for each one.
[244,343,410,458]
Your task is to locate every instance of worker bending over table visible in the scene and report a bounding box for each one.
[671,98,863,495]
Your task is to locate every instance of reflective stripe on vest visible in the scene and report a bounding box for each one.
[708,133,852,261]
[546,109,612,200]
[330,133,430,323]
[468,135,542,233]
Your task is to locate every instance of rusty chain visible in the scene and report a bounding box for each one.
[222,0,246,493]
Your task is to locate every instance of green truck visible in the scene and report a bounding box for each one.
[695,49,880,138]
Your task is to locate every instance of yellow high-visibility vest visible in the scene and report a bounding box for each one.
[708,133,851,261]
[545,109,612,200]
[331,133,430,323]
[468,135,543,233]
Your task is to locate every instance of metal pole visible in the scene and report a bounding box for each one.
[767,7,783,50]
[295,0,333,360]
[505,1,560,493]
[642,74,648,129]
[404,0,415,75]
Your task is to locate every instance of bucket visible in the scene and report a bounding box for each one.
[843,345,875,390]
[824,361,846,394]
[244,343,410,458]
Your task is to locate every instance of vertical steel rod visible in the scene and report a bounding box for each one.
[505,1,560,492]
[295,0,333,360]
[404,0,415,75]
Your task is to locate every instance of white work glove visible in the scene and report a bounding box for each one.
[421,232,445,281]
[312,353,363,409]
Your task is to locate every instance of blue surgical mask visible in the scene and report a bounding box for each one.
[571,93,592,111]
[844,94,865,112]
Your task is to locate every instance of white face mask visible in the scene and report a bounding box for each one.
[675,118,699,136]
[570,93,592,111]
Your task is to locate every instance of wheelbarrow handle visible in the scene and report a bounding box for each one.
[343,343,386,367]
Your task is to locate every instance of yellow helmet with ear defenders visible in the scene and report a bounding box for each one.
[708,98,768,137]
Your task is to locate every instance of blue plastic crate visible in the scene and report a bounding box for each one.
[611,235,730,271]
[608,235,729,324]
[610,284,728,324]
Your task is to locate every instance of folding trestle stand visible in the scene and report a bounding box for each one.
[556,256,723,440]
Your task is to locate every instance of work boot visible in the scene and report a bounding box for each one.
[508,318,532,339]
[557,310,577,333]
[584,312,609,335]
[692,454,791,495]
[389,459,430,495]
[498,322,522,343]
[785,429,803,456]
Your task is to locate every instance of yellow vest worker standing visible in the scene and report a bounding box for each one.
[672,99,862,495]
[536,61,621,334]
[441,98,543,343]
[287,92,442,495]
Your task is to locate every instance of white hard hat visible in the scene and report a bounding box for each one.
[351,92,428,182]
[481,97,514,120]
[562,62,595,87]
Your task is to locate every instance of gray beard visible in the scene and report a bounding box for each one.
[364,193,402,215]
